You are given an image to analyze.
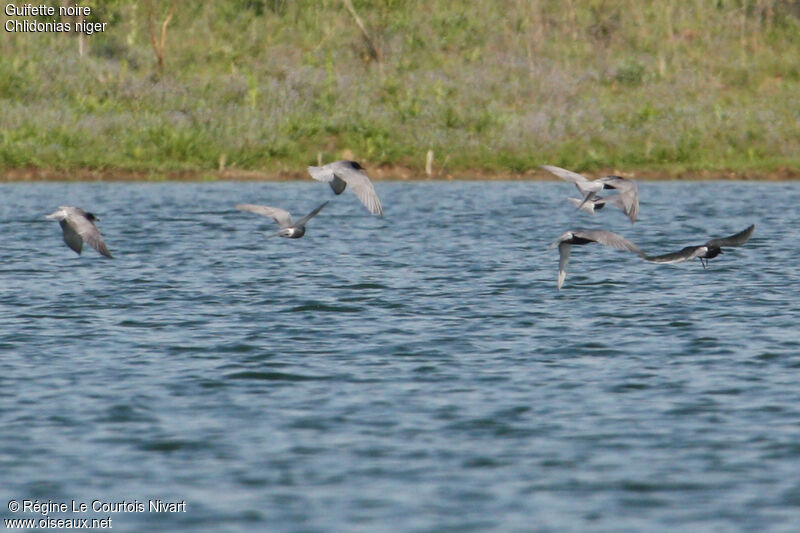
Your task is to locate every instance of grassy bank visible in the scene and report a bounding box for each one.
[1,1,799,178]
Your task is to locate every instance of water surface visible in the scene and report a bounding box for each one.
[1,181,798,532]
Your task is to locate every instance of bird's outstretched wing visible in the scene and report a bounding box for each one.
[69,213,112,258]
[573,229,643,256]
[294,201,329,226]
[235,204,293,228]
[541,165,591,185]
[595,176,639,223]
[597,194,626,210]
[541,165,596,195]
[347,177,383,216]
[332,161,382,216]
[644,245,704,264]
[706,224,755,248]
[309,161,383,216]
[307,165,347,194]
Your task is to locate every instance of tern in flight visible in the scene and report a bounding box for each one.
[541,165,639,223]
[46,206,113,258]
[549,229,643,290]
[644,224,755,268]
[235,201,328,238]
[307,160,383,216]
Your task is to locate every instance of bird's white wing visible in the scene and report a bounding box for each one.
[235,204,293,228]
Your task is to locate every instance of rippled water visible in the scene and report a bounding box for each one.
[1,180,799,532]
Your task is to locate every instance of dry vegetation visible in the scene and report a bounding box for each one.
[1,0,798,179]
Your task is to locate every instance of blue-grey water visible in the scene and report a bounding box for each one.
[1,180,798,532]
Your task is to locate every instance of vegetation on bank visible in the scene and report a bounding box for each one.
[1,1,799,178]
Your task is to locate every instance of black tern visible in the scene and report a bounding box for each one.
[46,206,113,258]
[541,165,639,223]
[549,229,643,290]
[235,201,328,238]
[307,160,383,216]
[644,224,755,268]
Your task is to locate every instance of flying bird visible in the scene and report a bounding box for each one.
[307,160,383,216]
[235,201,328,238]
[644,224,755,268]
[541,165,639,223]
[549,229,643,290]
[46,206,113,258]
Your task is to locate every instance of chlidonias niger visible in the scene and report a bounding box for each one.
[541,165,639,223]
[235,201,328,238]
[46,206,113,258]
[644,224,755,268]
[549,229,643,290]
[307,160,383,216]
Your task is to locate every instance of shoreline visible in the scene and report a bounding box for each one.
[2,166,799,183]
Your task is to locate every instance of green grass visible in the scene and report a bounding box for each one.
[1,0,799,177]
